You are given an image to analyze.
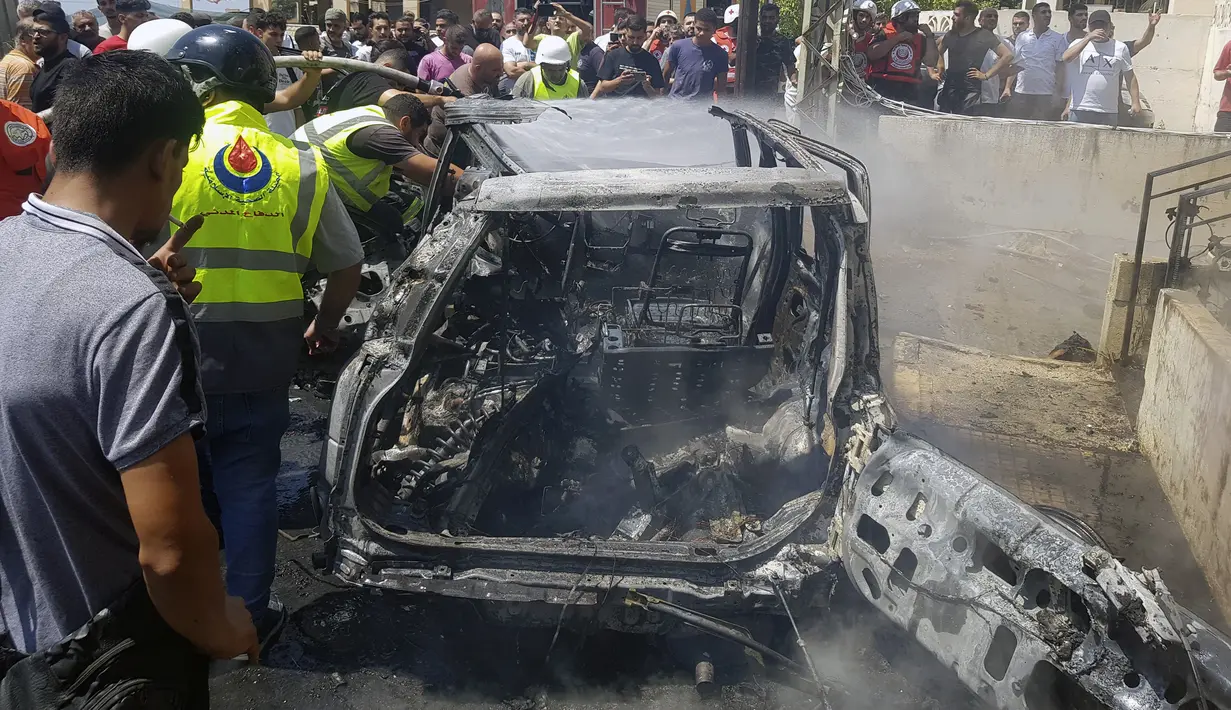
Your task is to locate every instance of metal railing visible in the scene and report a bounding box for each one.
[1120,149,1231,361]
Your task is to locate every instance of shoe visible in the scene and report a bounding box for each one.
[255,595,288,652]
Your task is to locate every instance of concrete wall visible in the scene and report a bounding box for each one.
[1097,254,1168,363]
[1137,289,1231,619]
[876,115,1231,252]
[921,10,1215,133]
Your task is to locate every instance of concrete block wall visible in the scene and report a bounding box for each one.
[875,115,1231,251]
[1137,289,1231,619]
[1097,254,1169,363]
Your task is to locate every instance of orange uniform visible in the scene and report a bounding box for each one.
[0,100,50,219]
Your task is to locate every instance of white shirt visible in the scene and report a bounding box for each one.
[500,36,533,92]
[1066,38,1132,114]
[264,66,298,136]
[501,36,532,63]
[595,32,614,51]
[980,37,1013,104]
[1013,27,1067,96]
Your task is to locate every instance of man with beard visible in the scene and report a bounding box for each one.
[322,8,356,58]
[1065,4,1088,45]
[865,0,937,108]
[394,14,433,73]
[751,3,797,97]
[501,7,538,93]
[29,3,77,113]
[462,9,501,53]
[933,0,1010,115]
[592,14,664,98]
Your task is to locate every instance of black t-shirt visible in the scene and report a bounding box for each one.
[403,39,432,73]
[597,47,667,98]
[347,125,421,164]
[30,52,77,114]
[941,28,999,95]
[577,41,605,88]
[327,71,396,113]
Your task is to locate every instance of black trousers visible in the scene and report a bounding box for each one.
[0,584,209,709]
[1215,111,1231,133]
[1008,93,1060,121]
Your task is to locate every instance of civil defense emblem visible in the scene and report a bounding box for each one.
[203,136,281,204]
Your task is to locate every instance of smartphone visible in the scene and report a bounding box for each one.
[537,1,555,17]
[609,31,620,43]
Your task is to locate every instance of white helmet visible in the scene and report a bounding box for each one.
[724,4,740,24]
[536,35,572,66]
[890,0,920,18]
[852,0,877,13]
[128,18,194,57]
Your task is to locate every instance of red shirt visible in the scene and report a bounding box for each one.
[0,100,50,219]
[713,26,736,86]
[1217,40,1231,113]
[92,35,128,54]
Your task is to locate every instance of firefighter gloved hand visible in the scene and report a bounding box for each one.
[149,214,205,303]
[304,317,341,355]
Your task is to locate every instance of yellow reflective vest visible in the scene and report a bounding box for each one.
[530,66,581,100]
[294,105,393,212]
[172,100,329,324]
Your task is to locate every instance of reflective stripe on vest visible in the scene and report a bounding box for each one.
[530,66,580,100]
[294,105,392,212]
[172,100,330,324]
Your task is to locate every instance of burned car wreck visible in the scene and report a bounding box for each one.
[314,99,1231,710]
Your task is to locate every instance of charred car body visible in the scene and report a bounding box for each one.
[314,99,1231,710]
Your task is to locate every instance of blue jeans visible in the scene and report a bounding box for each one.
[1069,110,1118,127]
[197,387,290,621]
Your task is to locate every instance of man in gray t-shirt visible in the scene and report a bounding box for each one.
[0,50,256,705]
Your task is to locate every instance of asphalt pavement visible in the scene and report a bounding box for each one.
[206,390,980,710]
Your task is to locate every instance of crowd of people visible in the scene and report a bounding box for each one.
[846,0,1161,128]
[0,0,1217,706]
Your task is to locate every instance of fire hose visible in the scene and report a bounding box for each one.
[36,54,456,122]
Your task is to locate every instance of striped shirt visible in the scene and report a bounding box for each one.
[0,51,36,110]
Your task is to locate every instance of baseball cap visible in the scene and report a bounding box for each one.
[656,9,678,22]
[1088,9,1111,25]
[31,2,70,34]
[324,7,346,21]
[890,0,920,17]
[724,4,739,23]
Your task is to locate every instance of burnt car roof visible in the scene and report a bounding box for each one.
[444,97,739,172]
[470,167,852,213]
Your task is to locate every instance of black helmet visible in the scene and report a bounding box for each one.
[166,25,278,105]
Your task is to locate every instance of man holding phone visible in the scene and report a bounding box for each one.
[593,14,665,98]
[525,1,593,69]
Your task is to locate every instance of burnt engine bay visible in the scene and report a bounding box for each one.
[355,208,823,544]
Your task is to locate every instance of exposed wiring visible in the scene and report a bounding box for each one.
[543,547,598,666]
